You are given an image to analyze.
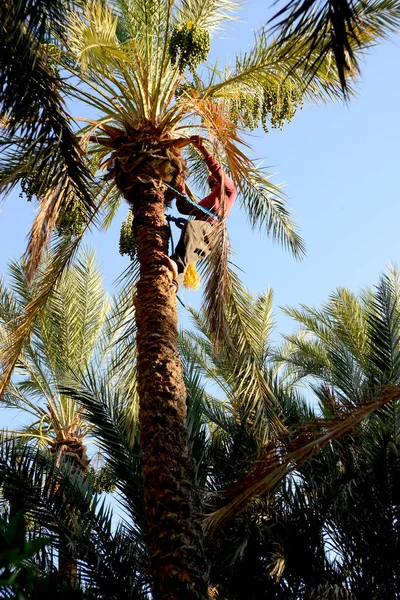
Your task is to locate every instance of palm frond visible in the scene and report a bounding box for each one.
[0,235,83,398]
[0,434,150,597]
[365,268,400,383]
[200,223,232,349]
[187,276,286,438]
[65,374,147,536]
[0,1,95,220]
[205,385,400,530]
[176,0,241,32]
[206,26,348,106]
[270,0,400,95]
[41,248,110,375]
[237,164,305,258]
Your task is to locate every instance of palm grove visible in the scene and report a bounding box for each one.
[1,0,400,598]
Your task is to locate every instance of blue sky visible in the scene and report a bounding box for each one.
[1,2,400,347]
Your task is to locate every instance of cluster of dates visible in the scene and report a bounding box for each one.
[169,21,210,73]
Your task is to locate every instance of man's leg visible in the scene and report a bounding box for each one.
[169,220,217,288]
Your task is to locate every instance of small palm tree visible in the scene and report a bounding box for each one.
[0,250,110,465]
[277,266,400,596]
[0,248,138,583]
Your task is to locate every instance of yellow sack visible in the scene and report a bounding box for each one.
[184,263,201,290]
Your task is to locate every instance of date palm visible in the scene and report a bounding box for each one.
[0,0,395,597]
[0,248,138,583]
[277,266,400,596]
[0,250,112,464]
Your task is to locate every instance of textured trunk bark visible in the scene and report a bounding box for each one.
[134,182,209,600]
[53,441,89,589]
[58,541,78,586]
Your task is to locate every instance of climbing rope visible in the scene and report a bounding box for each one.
[166,214,187,255]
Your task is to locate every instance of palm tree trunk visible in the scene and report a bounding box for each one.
[58,543,78,586]
[134,182,209,600]
[54,441,89,589]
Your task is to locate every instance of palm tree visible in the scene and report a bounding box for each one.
[0,248,138,584]
[0,250,111,466]
[277,266,400,596]
[1,1,396,596]
[0,435,151,598]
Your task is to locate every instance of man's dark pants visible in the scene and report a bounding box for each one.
[171,219,218,288]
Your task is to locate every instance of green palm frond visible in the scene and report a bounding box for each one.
[179,356,211,485]
[237,164,305,258]
[205,385,400,530]
[0,1,95,219]
[185,275,286,439]
[65,374,147,536]
[326,287,369,364]
[0,435,150,597]
[206,27,348,105]
[0,236,83,398]
[282,267,400,397]
[270,0,400,95]
[365,268,400,383]
[176,0,241,32]
[40,248,110,375]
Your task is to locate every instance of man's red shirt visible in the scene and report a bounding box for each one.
[176,153,236,221]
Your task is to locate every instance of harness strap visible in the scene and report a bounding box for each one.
[166,214,187,229]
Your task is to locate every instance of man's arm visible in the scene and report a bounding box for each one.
[171,178,195,215]
[190,136,236,196]
[176,195,194,215]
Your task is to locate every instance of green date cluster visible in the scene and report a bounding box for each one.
[119,210,136,259]
[87,464,117,494]
[230,81,302,132]
[20,168,42,202]
[57,197,87,236]
[169,21,210,73]
[20,171,87,237]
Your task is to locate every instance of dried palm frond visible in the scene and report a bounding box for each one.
[199,223,232,350]
[184,96,252,182]
[205,384,400,530]
[24,172,70,282]
[0,236,83,398]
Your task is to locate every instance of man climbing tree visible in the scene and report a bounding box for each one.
[165,136,236,290]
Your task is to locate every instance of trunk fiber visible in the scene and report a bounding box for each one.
[135,182,209,600]
[53,441,89,588]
